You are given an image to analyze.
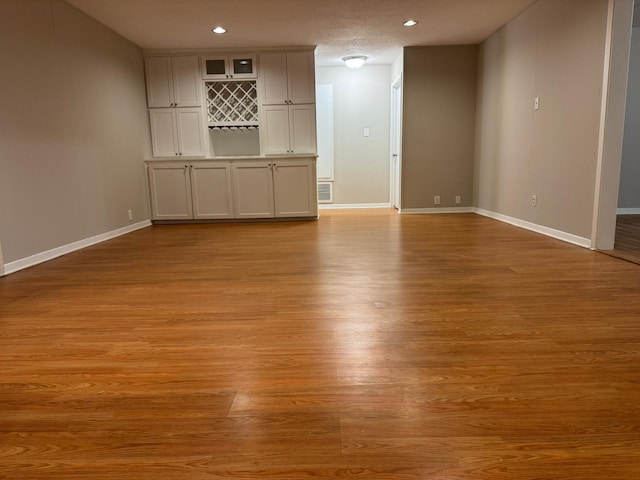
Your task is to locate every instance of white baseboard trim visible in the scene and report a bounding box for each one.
[3,220,152,276]
[319,203,391,210]
[400,207,474,214]
[617,208,640,215]
[472,208,591,249]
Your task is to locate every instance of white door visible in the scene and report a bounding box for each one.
[175,108,206,157]
[273,160,317,217]
[232,162,275,218]
[171,56,201,107]
[190,162,235,219]
[390,78,403,210]
[149,109,178,157]
[148,163,193,220]
[289,105,317,154]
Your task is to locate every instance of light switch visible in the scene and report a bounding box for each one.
[534,96,540,110]
[364,128,370,137]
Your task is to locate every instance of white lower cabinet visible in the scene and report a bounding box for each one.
[272,160,317,217]
[147,162,193,220]
[148,158,317,221]
[232,162,276,218]
[233,159,317,218]
[148,161,234,220]
[190,162,235,219]
[149,108,206,157]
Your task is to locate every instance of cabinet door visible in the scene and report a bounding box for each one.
[201,56,230,80]
[149,109,178,157]
[190,162,235,219]
[259,53,288,104]
[286,52,316,104]
[145,57,174,107]
[148,163,193,220]
[172,56,202,107]
[229,55,257,79]
[289,105,317,154]
[175,108,206,157]
[232,162,275,218]
[273,160,318,218]
[262,105,291,155]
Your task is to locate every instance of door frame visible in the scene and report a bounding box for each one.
[390,75,403,210]
[591,0,634,250]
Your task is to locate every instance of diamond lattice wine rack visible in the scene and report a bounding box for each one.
[206,81,259,127]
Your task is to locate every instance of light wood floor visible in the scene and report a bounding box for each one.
[2,209,640,479]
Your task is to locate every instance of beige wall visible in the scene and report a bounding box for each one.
[315,65,391,205]
[619,27,640,208]
[401,46,477,209]
[0,0,150,264]
[474,0,609,239]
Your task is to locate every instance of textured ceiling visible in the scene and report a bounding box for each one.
[66,0,538,65]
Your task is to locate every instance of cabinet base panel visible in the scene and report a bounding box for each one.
[151,216,318,225]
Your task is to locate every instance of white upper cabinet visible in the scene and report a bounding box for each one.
[288,105,317,154]
[201,54,257,80]
[149,108,206,158]
[260,51,315,105]
[145,57,174,108]
[262,104,316,155]
[145,56,201,108]
[262,105,291,155]
[285,52,316,104]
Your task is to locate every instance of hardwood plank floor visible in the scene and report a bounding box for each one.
[1,209,640,479]
[605,215,640,265]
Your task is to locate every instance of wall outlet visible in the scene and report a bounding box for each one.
[455,195,462,205]
[434,195,441,205]
[363,127,370,137]
[128,209,133,221]
[531,195,537,207]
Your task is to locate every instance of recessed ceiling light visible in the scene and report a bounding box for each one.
[212,26,227,34]
[403,20,418,27]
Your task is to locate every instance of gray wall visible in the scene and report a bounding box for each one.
[619,27,640,209]
[0,0,151,264]
[401,45,478,209]
[474,0,609,239]
[316,65,391,205]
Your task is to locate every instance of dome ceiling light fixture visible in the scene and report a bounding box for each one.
[403,20,419,27]
[211,26,227,34]
[342,55,368,69]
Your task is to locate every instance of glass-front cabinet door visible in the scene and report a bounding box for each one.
[201,54,257,80]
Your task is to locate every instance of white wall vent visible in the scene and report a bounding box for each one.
[317,182,333,203]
